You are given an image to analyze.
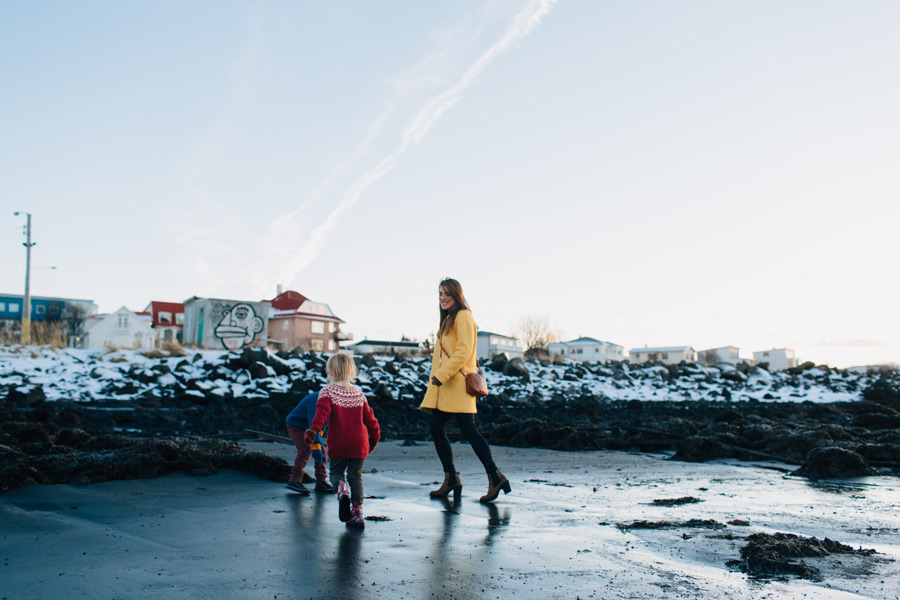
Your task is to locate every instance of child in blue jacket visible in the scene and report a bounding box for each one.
[285,392,333,494]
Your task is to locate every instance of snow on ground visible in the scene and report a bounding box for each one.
[0,345,884,405]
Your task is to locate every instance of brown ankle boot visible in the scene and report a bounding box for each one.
[430,471,462,499]
[479,469,511,503]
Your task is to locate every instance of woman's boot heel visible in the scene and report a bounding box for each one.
[430,471,462,499]
[479,469,510,504]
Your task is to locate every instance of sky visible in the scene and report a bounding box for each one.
[1,0,898,368]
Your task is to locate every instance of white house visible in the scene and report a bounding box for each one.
[549,337,626,362]
[476,331,524,360]
[629,346,697,365]
[80,306,158,350]
[752,348,798,371]
[343,339,421,356]
[699,346,741,366]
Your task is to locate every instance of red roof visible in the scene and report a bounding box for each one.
[269,291,308,311]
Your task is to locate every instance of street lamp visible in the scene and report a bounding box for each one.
[13,212,34,345]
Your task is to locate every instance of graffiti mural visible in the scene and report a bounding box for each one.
[214,303,265,350]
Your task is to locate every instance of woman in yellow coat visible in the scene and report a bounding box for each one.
[420,278,510,503]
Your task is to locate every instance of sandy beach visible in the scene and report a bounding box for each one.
[2,440,898,599]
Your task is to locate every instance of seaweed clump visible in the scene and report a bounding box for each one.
[730,532,876,580]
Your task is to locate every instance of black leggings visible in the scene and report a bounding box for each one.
[430,410,497,474]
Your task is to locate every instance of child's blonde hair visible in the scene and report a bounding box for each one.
[326,352,356,387]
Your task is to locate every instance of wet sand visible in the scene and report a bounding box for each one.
[2,441,898,599]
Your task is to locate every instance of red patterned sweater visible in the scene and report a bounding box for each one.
[309,383,380,460]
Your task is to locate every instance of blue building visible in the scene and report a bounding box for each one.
[0,293,98,323]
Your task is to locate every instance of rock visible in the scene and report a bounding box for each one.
[852,413,900,429]
[371,383,394,403]
[713,409,744,423]
[290,379,314,396]
[671,436,730,463]
[248,362,274,380]
[3,421,55,444]
[786,361,817,375]
[862,376,900,409]
[265,355,292,377]
[720,370,747,383]
[128,366,157,384]
[7,385,46,407]
[503,358,530,381]
[793,446,877,479]
[488,354,508,372]
[231,347,268,370]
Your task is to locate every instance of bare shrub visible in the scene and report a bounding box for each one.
[31,322,67,348]
[0,323,18,345]
[161,341,187,356]
[515,315,560,356]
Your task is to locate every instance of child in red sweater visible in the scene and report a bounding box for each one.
[305,353,380,529]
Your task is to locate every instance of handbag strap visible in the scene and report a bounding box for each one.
[437,317,481,375]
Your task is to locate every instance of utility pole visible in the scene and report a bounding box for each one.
[14,212,34,345]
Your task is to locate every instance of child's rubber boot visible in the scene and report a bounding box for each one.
[336,480,351,522]
[347,500,365,529]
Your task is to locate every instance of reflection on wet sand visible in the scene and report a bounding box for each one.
[426,497,512,598]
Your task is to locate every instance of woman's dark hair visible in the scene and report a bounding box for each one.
[439,278,470,336]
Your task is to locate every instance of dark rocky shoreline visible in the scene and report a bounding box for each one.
[2,347,900,493]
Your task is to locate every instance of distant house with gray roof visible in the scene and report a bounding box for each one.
[629,346,697,365]
[549,337,625,362]
[476,331,524,360]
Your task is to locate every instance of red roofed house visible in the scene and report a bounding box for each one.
[143,301,184,345]
[266,290,349,352]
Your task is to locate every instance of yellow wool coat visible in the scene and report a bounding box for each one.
[420,309,478,414]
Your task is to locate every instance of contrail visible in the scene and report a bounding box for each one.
[270,0,559,286]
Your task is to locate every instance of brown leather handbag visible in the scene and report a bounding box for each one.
[439,337,489,398]
[465,366,488,397]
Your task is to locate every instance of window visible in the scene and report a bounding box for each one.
[282,320,289,331]
[159,311,172,324]
[327,340,335,351]
[0,303,5,312]
[328,322,334,333]
[662,353,669,360]
[311,321,325,334]
[36,305,46,315]
[117,314,128,329]
[175,313,184,325]
[10,303,19,313]
[311,339,324,351]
